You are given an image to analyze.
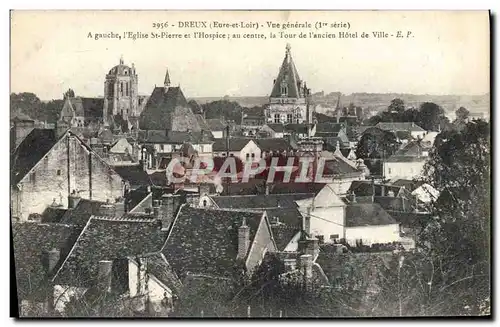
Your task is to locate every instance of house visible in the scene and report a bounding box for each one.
[198,193,314,252]
[375,122,427,140]
[11,113,36,151]
[11,128,126,222]
[206,118,226,139]
[344,203,401,246]
[212,138,260,162]
[383,141,429,180]
[254,138,294,158]
[113,165,152,190]
[105,138,138,166]
[50,216,178,315]
[161,205,277,279]
[284,123,311,138]
[138,130,214,171]
[295,183,346,244]
[12,222,82,316]
[388,178,439,204]
[260,123,286,138]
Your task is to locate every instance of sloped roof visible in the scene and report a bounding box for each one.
[206,118,226,131]
[53,217,168,287]
[139,86,202,131]
[113,165,151,186]
[41,206,69,223]
[270,45,303,99]
[271,226,299,251]
[254,138,292,152]
[284,123,308,134]
[138,129,213,144]
[126,187,152,212]
[212,138,253,152]
[322,157,361,176]
[385,155,427,163]
[161,206,264,278]
[348,181,403,197]
[11,129,59,185]
[315,122,344,135]
[195,114,210,131]
[376,122,425,132]
[314,112,337,124]
[264,123,286,133]
[13,222,82,302]
[131,252,182,295]
[212,193,312,210]
[389,179,425,193]
[345,203,397,227]
[59,199,108,226]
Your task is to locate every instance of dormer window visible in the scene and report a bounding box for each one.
[280,84,288,97]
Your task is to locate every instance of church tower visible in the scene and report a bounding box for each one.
[266,44,309,125]
[103,56,138,126]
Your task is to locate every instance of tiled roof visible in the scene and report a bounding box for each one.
[270,45,303,99]
[138,129,213,144]
[211,193,312,210]
[113,165,151,186]
[41,206,68,223]
[270,226,299,251]
[133,252,182,295]
[284,123,308,134]
[376,122,426,132]
[268,182,325,195]
[206,118,226,131]
[314,112,337,124]
[322,156,360,176]
[13,222,82,302]
[195,114,210,131]
[265,123,286,133]
[59,199,108,226]
[315,122,344,135]
[384,211,431,228]
[11,129,59,185]
[353,196,417,213]
[53,217,168,287]
[389,179,425,193]
[161,206,264,278]
[348,181,403,197]
[212,138,252,152]
[139,87,202,131]
[385,155,427,163]
[126,187,152,212]
[345,203,398,227]
[254,138,292,152]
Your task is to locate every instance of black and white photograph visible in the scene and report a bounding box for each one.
[9,10,491,318]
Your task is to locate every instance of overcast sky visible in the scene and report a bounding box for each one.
[11,10,489,100]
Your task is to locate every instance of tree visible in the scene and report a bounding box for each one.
[201,100,244,124]
[355,128,400,160]
[417,102,448,131]
[10,92,43,119]
[388,98,405,113]
[188,99,203,115]
[453,107,470,130]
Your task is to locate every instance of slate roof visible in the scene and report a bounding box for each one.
[59,199,108,226]
[389,179,425,193]
[270,226,299,251]
[254,138,292,152]
[268,207,303,251]
[270,45,303,99]
[265,123,286,133]
[322,156,361,176]
[11,128,59,185]
[70,97,104,119]
[138,129,213,144]
[354,196,417,213]
[348,181,403,197]
[314,112,337,124]
[376,122,426,132]
[315,122,344,135]
[53,217,168,287]
[284,123,309,135]
[139,86,202,131]
[133,252,182,295]
[113,165,151,187]
[268,182,325,195]
[345,203,398,227]
[211,193,312,209]
[384,211,431,228]
[41,206,68,223]
[195,114,210,131]
[206,118,226,131]
[13,222,82,301]
[385,155,427,163]
[161,206,264,278]
[212,138,253,152]
[126,187,152,212]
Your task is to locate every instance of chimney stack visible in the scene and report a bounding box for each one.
[152,199,160,219]
[46,248,60,275]
[68,190,81,209]
[141,148,148,171]
[237,218,250,260]
[99,200,116,217]
[299,254,313,285]
[265,183,270,195]
[97,260,113,293]
[303,207,311,234]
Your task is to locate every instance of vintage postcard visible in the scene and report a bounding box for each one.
[10,10,490,318]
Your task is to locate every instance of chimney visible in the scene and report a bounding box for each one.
[46,248,60,275]
[237,218,250,260]
[99,200,116,216]
[152,199,160,219]
[303,207,311,234]
[351,192,357,203]
[68,190,81,209]
[141,148,148,171]
[299,237,319,259]
[265,183,270,195]
[371,178,376,203]
[283,258,296,272]
[299,254,313,284]
[97,260,113,293]
[381,185,386,197]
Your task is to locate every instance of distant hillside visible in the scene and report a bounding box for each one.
[191,93,490,118]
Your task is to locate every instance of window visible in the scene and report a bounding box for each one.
[160,144,164,151]
[287,114,293,123]
[388,168,392,174]
[126,82,129,96]
[317,235,325,244]
[330,234,339,240]
[222,153,226,157]
[120,82,123,95]
[203,200,207,207]
[274,114,280,124]
[246,153,250,160]
[230,153,234,157]
[251,153,255,159]
[56,169,61,176]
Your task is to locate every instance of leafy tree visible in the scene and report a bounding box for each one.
[201,100,244,124]
[188,99,203,115]
[455,106,470,121]
[417,102,448,131]
[355,128,400,160]
[388,98,405,113]
[10,92,43,119]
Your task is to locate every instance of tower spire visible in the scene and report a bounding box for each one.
[164,69,171,89]
[119,55,124,65]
